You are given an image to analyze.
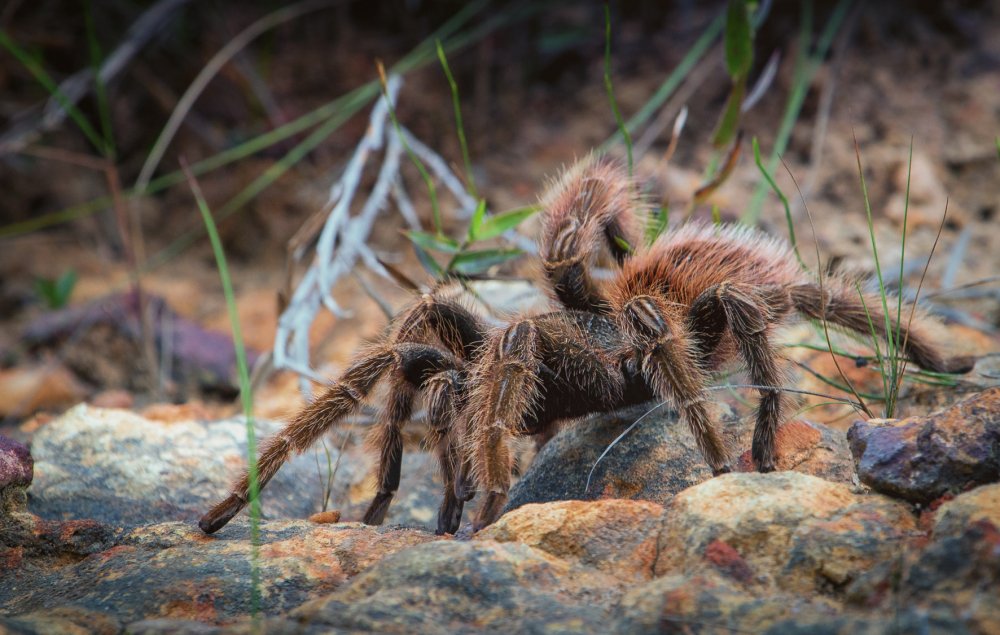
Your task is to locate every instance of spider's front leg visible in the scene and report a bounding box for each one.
[689,283,792,472]
[615,293,732,474]
[466,320,544,530]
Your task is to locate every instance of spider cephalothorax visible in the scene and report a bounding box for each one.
[201,156,973,536]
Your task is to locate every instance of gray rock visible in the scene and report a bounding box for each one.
[27,404,452,530]
[848,387,1000,504]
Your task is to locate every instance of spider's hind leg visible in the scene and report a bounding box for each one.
[790,282,976,374]
[690,283,792,473]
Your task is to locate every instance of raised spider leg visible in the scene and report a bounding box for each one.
[689,283,792,472]
[540,157,642,313]
[618,294,731,474]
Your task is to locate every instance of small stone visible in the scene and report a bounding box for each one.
[0,435,32,492]
[848,387,1000,504]
[309,510,341,524]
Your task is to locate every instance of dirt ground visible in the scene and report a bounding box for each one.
[0,1,997,433]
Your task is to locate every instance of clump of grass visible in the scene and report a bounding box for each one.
[181,159,262,620]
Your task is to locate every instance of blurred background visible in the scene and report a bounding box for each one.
[0,0,997,428]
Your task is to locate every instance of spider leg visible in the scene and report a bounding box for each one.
[361,344,463,526]
[467,320,544,530]
[424,369,467,535]
[691,283,792,472]
[540,157,642,313]
[618,294,731,474]
[199,345,398,534]
[790,282,975,374]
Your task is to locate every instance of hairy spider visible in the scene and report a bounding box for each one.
[200,157,974,536]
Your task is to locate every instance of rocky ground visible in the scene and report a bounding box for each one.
[1,385,998,634]
[2,2,1000,633]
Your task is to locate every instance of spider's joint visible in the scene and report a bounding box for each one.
[622,295,667,336]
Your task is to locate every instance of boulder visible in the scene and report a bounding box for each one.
[506,403,854,515]
[848,387,1000,504]
[286,540,616,634]
[0,435,32,512]
[654,472,916,594]
[27,404,449,530]
[932,483,1000,538]
[0,520,438,625]
[477,498,663,582]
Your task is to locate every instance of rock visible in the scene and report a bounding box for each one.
[27,404,451,530]
[0,364,88,418]
[613,572,841,635]
[0,520,438,625]
[848,387,1000,504]
[933,483,1000,538]
[505,405,723,513]
[288,540,616,634]
[477,499,663,582]
[0,607,121,635]
[0,435,32,496]
[736,418,856,484]
[506,403,855,517]
[846,519,1000,633]
[28,404,331,526]
[654,472,915,594]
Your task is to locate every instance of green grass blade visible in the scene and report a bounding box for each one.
[602,12,724,150]
[752,137,805,268]
[0,29,105,154]
[743,0,851,223]
[436,39,477,198]
[603,4,632,176]
[85,2,115,159]
[182,160,261,619]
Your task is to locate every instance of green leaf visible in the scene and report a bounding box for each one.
[724,0,753,79]
[711,75,746,148]
[449,248,522,276]
[54,269,78,306]
[613,236,633,255]
[405,230,461,253]
[34,269,77,309]
[475,205,539,241]
[467,199,487,241]
[646,206,669,245]
[412,243,445,279]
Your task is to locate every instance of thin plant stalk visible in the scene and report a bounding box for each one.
[180,158,261,619]
[743,0,851,223]
[603,4,632,176]
[435,39,477,198]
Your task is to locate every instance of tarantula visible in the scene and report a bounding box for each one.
[200,157,973,536]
